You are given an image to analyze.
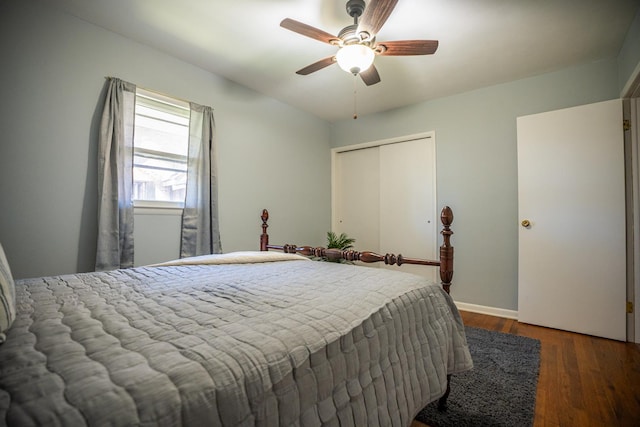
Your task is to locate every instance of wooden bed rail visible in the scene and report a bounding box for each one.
[260,207,455,293]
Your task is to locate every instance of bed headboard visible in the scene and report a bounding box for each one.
[259,207,455,293]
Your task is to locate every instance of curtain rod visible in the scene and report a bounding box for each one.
[104,76,212,109]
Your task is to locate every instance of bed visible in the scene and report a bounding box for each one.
[0,207,472,426]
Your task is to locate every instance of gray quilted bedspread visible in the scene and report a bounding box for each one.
[0,259,472,426]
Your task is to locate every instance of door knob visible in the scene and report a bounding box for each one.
[521,219,531,228]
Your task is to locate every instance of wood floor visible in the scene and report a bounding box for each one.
[411,311,640,427]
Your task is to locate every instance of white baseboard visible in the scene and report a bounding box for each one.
[455,301,518,320]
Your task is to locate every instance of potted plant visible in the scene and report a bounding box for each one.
[325,231,356,262]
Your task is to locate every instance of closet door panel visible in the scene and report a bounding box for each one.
[334,147,380,252]
[379,138,437,279]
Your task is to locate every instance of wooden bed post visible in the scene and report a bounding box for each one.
[260,209,269,251]
[438,206,454,411]
[439,206,454,294]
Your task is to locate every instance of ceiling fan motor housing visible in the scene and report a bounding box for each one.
[339,24,367,45]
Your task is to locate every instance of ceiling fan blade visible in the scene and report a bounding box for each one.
[296,56,336,75]
[280,18,338,45]
[357,0,399,39]
[360,64,381,86]
[377,40,439,56]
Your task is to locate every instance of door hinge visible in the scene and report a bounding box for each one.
[627,301,634,314]
[623,119,631,131]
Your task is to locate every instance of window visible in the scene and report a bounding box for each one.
[133,89,189,208]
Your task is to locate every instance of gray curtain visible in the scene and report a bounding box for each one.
[180,103,222,257]
[95,78,136,271]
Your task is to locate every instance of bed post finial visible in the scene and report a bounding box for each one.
[260,209,269,251]
[439,206,454,293]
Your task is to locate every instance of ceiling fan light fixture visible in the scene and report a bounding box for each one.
[336,44,374,75]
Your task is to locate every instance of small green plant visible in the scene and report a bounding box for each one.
[326,231,356,250]
[324,231,356,263]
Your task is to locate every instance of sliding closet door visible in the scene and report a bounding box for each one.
[333,135,437,280]
[334,147,380,252]
[379,139,437,278]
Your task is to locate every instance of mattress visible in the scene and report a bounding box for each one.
[0,252,472,426]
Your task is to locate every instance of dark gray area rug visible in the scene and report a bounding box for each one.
[415,326,541,427]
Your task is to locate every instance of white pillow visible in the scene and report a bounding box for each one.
[0,243,16,343]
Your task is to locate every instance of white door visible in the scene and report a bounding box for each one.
[333,136,437,280]
[517,99,626,341]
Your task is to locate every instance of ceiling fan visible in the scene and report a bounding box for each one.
[280,0,439,86]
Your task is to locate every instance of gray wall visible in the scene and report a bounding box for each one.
[330,59,622,311]
[618,9,640,94]
[0,0,331,279]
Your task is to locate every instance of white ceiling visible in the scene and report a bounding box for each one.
[48,0,639,122]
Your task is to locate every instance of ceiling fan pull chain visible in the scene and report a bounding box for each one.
[353,74,358,119]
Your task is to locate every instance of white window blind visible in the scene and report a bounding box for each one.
[133,89,189,208]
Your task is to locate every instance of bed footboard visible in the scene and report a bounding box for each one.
[260,206,455,293]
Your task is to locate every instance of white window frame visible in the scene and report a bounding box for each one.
[133,88,190,210]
